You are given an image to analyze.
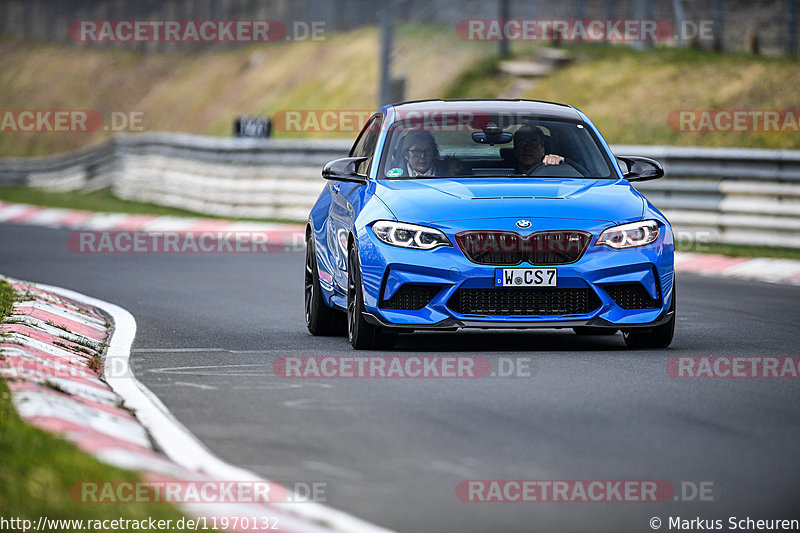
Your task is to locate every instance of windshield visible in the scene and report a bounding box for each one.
[378,114,615,179]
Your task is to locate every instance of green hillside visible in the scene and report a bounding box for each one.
[1,28,798,157]
[448,44,800,149]
[0,25,492,156]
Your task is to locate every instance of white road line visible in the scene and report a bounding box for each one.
[132,347,228,352]
[133,347,269,353]
[173,381,219,390]
[147,364,270,376]
[132,347,341,354]
[36,282,395,533]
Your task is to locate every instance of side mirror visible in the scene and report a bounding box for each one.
[616,156,664,182]
[322,157,369,183]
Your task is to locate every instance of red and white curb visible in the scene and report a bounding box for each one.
[0,201,306,249]
[0,276,393,533]
[674,252,800,285]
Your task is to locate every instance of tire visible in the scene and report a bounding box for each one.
[622,281,676,349]
[573,327,618,336]
[305,236,346,336]
[347,245,397,350]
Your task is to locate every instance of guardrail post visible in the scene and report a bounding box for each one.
[787,0,799,55]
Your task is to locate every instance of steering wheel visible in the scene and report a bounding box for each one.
[526,160,584,177]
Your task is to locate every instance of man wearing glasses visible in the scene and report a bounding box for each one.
[512,124,565,174]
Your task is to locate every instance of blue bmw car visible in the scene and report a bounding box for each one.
[305,99,675,350]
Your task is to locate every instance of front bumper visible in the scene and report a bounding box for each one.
[355,220,675,330]
[362,309,675,331]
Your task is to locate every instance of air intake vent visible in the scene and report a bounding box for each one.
[604,283,661,310]
[380,284,441,311]
[447,288,601,316]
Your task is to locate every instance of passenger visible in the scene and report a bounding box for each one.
[398,131,447,177]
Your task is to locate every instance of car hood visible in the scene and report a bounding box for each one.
[372,177,644,225]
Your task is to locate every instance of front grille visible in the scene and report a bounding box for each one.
[456,230,592,265]
[447,288,601,316]
[380,284,441,310]
[604,283,661,310]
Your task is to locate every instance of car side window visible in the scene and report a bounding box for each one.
[350,115,382,176]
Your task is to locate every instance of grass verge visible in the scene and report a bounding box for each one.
[0,279,194,528]
[676,241,800,260]
[0,280,14,320]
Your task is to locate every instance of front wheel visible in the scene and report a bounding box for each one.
[623,281,676,349]
[305,236,346,336]
[347,246,397,350]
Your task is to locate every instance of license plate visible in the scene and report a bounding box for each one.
[495,268,557,287]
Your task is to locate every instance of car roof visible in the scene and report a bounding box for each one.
[385,99,582,122]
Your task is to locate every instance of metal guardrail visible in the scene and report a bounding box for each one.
[0,140,117,190]
[111,133,352,221]
[1,132,799,248]
[621,145,800,248]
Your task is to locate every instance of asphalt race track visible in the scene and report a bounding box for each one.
[2,222,799,532]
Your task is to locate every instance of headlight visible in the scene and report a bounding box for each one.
[372,221,451,250]
[597,220,660,249]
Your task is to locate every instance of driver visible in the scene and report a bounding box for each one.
[512,125,565,174]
